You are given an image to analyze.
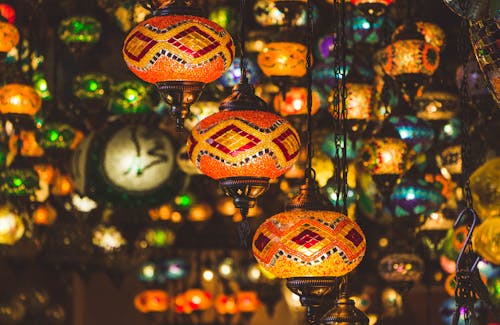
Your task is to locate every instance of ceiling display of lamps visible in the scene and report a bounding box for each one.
[122,0,235,129]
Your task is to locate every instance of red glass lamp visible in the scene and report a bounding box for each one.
[123,0,235,129]
[273,86,321,116]
[0,4,15,24]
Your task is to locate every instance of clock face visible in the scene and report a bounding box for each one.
[102,125,175,194]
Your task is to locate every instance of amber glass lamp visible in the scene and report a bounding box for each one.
[350,0,394,19]
[329,83,373,134]
[0,21,19,55]
[0,84,42,118]
[273,86,321,116]
[123,0,235,129]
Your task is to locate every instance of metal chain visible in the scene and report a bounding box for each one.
[305,0,313,175]
[239,0,248,84]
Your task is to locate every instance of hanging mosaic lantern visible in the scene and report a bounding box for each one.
[35,122,83,151]
[436,144,461,181]
[0,4,15,24]
[350,0,394,19]
[389,178,444,219]
[392,21,446,51]
[470,158,500,220]
[253,0,311,27]
[378,253,425,292]
[71,119,184,207]
[188,83,300,241]
[0,84,42,118]
[123,0,235,129]
[0,168,39,197]
[252,178,366,278]
[388,115,435,154]
[273,86,321,116]
[208,5,239,35]
[0,21,19,54]
[109,80,153,115]
[58,16,102,54]
[382,39,440,103]
[73,73,113,101]
[413,91,459,130]
[329,82,374,133]
[346,13,394,45]
[472,218,500,265]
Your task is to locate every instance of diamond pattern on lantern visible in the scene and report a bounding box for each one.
[272,129,300,161]
[345,228,363,247]
[291,228,324,249]
[254,233,271,252]
[208,125,261,157]
[168,26,220,58]
[124,31,158,61]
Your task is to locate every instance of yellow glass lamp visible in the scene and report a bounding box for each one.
[0,84,42,117]
[0,21,19,53]
[469,158,500,220]
[472,218,500,265]
[123,0,235,129]
[0,203,25,245]
[134,290,169,313]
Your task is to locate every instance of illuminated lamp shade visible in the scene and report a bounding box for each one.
[175,289,212,314]
[257,42,308,89]
[36,122,84,151]
[378,253,425,293]
[187,83,300,238]
[184,101,219,131]
[253,0,310,27]
[216,57,261,88]
[392,21,446,51]
[469,18,500,105]
[436,144,461,181]
[388,115,435,154]
[350,0,394,19]
[163,258,190,280]
[134,290,169,313]
[382,40,440,103]
[142,227,176,248]
[51,172,73,196]
[442,0,489,21]
[0,203,25,245]
[472,218,500,265]
[109,81,153,115]
[188,203,213,222]
[252,179,366,278]
[32,203,57,226]
[58,16,102,54]
[138,261,158,283]
[214,294,238,315]
[236,291,260,313]
[91,224,126,252]
[32,72,51,100]
[73,73,112,101]
[389,178,444,219]
[0,84,42,117]
[0,4,15,24]
[122,1,235,129]
[0,168,39,197]
[0,21,19,53]
[413,91,459,133]
[439,298,483,325]
[71,120,184,207]
[469,158,500,220]
[273,86,321,116]
[329,83,374,133]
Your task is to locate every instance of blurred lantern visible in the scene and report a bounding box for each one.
[164,258,190,280]
[388,115,435,154]
[71,120,183,207]
[439,298,483,325]
[313,58,353,96]
[0,21,19,53]
[253,0,310,27]
[390,178,444,219]
[36,122,83,151]
[382,39,440,103]
[184,101,219,131]
[0,203,25,245]
[176,289,212,313]
[176,146,202,175]
[44,304,66,324]
[218,257,235,279]
[209,6,238,35]
[148,203,172,221]
[322,133,360,162]
[378,253,425,293]
[253,178,366,278]
[236,291,260,313]
[70,193,98,213]
[0,168,39,197]
[32,203,57,226]
[257,42,308,89]
[217,57,261,88]
[109,80,153,115]
[488,275,500,307]
[323,178,357,211]
[188,83,300,241]
[413,91,459,131]
[142,227,176,248]
[350,292,372,312]
[134,290,169,313]
[274,86,321,116]
[472,217,500,265]
[73,73,112,101]
[32,72,51,100]
[440,254,456,274]
[188,202,213,222]
[0,84,42,117]
[58,16,102,54]
[392,21,446,51]
[215,294,238,315]
[359,122,412,197]
[438,117,461,145]
[442,0,489,21]
[419,211,453,231]
[329,83,373,133]
[91,224,126,252]
[138,261,158,283]
[346,13,394,45]
[315,33,335,62]
[9,130,44,158]
[245,30,268,54]
[436,144,461,181]
[0,4,15,24]
[350,0,394,19]
[122,1,235,129]
[470,158,500,220]
[52,172,73,197]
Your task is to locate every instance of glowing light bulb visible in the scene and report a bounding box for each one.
[292,99,303,111]
[202,270,214,282]
[9,95,21,105]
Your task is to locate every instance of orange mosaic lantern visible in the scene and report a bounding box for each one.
[273,86,321,116]
[236,291,260,313]
[0,21,19,53]
[9,131,44,158]
[123,0,235,128]
[134,290,169,313]
[329,83,373,133]
[253,179,366,278]
[0,84,42,117]
[175,289,212,314]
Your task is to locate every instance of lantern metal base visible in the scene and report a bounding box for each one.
[156,81,205,131]
[286,277,340,325]
[320,296,369,325]
[219,177,270,210]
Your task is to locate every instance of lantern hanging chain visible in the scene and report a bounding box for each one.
[339,0,348,216]
[239,0,248,85]
[305,0,314,176]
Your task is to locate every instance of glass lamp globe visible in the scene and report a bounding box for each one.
[472,218,500,265]
[0,21,19,53]
[163,258,190,280]
[58,16,102,54]
[36,122,83,151]
[413,91,459,132]
[0,203,25,245]
[73,73,112,101]
[175,289,212,314]
[122,1,235,128]
[134,290,169,313]
[253,0,312,27]
[329,83,374,133]
[273,86,321,116]
[469,157,500,220]
[392,21,446,51]
[378,253,424,293]
[0,4,16,24]
[109,80,153,115]
[0,84,42,117]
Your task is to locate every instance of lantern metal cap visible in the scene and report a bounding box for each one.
[219,83,270,112]
[152,0,204,17]
[320,295,369,325]
[286,174,335,212]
